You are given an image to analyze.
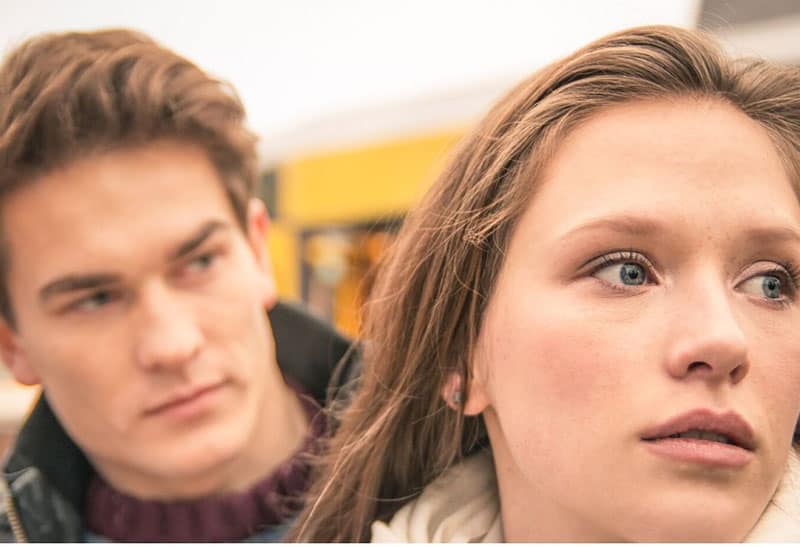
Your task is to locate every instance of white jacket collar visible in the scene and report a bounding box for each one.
[371,450,800,542]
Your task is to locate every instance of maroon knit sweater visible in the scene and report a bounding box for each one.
[84,395,322,542]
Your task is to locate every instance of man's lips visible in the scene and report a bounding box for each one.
[640,408,756,451]
[144,382,226,416]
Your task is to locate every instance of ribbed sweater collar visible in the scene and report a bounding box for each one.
[84,394,322,542]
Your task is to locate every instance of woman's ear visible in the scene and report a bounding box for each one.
[441,372,490,416]
[0,320,39,385]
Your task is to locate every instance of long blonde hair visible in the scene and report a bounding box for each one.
[293,25,800,541]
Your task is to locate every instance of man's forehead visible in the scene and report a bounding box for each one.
[4,146,233,248]
[4,141,233,219]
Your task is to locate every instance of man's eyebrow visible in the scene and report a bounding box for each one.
[168,220,230,261]
[38,221,231,303]
[39,273,120,302]
[557,214,664,242]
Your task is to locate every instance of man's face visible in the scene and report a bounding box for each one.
[0,141,280,495]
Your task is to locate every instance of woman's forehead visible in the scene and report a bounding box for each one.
[521,98,800,243]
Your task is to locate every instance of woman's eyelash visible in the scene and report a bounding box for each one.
[780,261,800,289]
[585,250,655,274]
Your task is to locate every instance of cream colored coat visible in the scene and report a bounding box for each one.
[371,450,800,542]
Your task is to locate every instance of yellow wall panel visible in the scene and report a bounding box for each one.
[267,221,300,300]
[278,129,464,225]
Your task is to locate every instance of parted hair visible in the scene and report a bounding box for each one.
[0,28,258,323]
[292,25,800,541]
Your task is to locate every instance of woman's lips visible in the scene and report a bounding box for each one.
[642,436,754,467]
[640,408,756,468]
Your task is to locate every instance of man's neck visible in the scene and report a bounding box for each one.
[226,374,310,493]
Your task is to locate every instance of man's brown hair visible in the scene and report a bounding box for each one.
[0,28,258,324]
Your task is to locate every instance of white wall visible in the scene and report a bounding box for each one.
[0,0,699,157]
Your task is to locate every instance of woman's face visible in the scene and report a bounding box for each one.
[469,98,800,541]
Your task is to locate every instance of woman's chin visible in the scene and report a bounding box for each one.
[619,499,758,542]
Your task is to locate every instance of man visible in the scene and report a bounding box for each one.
[0,29,354,541]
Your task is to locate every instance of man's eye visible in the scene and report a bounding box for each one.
[180,252,222,278]
[72,290,116,311]
[186,253,216,272]
[593,261,649,287]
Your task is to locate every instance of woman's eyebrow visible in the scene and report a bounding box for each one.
[556,214,800,248]
[557,214,664,243]
[739,225,800,247]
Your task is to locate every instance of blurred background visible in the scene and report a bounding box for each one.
[1,0,799,451]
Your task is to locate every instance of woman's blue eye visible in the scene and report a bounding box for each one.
[762,275,781,299]
[619,263,645,285]
[739,273,789,301]
[594,261,648,287]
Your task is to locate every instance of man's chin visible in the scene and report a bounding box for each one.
[121,426,251,498]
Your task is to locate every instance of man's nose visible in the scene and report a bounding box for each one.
[662,274,749,385]
[134,284,204,371]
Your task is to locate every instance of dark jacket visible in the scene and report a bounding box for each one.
[0,302,358,542]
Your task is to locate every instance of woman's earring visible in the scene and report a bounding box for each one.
[442,373,465,410]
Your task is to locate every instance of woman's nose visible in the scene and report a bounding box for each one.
[662,278,749,385]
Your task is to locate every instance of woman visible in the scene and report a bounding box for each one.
[294,25,800,541]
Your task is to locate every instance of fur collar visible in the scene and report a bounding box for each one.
[371,449,800,542]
